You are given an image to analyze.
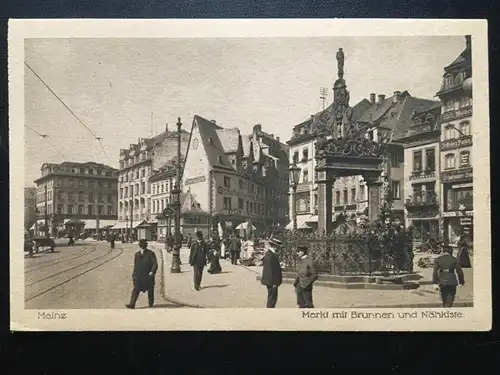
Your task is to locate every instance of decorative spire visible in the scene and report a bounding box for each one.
[336,48,345,79]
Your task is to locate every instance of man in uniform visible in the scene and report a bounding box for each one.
[293,245,318,308]
[189,231,209,291]
[432,244,465,307]
[126,239,158,309]
[260,238,283,308]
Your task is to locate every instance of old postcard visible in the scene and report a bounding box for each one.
[9,19,491,331]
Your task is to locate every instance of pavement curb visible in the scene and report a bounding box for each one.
[160,248,202,309]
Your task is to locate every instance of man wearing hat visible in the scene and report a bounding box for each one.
[432,243,465,308]
[260,238,283,308]
[293,245,318,308]
[189,230,209,291]
[126,239,158,309]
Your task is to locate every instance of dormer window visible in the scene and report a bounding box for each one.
[218,156,223,164]
[208,137,213,145]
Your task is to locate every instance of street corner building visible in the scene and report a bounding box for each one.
[181,116,290,236]
[114,125,190,241]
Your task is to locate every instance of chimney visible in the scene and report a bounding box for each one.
[211,120,216,124]
[377,94,386,104]
[253,124,262,134]
[165,122,168,132]
[369,93,376,104]
[276,136,280,143]
[465,35,471,50]
[393,91,401,103]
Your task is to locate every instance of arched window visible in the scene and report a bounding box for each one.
[459,121,471,136]
[444,125,455,140]
[460,151,470,166]
[445,153,456,169]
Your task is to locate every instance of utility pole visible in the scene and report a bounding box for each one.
[170,117,183,273]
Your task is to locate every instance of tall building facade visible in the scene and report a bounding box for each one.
[115,126,190,240]
[436,35,473,245]
[24,187,36,231]
[399,104,442,247]
[286,48,439,229]
[182,116,289,235]
[33,162,119,237]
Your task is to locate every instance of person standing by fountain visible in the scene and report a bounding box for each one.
[260,238,283,308]
[432,244,465,307]
[293,245,318,308]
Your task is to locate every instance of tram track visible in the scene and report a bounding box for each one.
[24,246,98,274]
[25,247,124,302]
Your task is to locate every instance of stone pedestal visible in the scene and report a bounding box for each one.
[316,169,335,234]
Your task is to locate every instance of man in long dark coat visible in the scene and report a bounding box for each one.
[229,233,242,265]
[260,238,283,308]
[126,239,158,309]
[189,231,208,291]
[432,244,465,307]
[293,245,318,308]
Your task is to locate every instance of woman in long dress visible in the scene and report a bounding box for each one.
[207,238,222,274]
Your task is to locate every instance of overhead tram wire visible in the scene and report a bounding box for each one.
[25,125,66,160]
[24,61,108,159]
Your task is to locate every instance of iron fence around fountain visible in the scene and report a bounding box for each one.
[279,228,411,276]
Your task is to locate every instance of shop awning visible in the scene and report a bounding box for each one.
[235,222,256,230]
[82,220,117,230]
[110,221,129,230]
[29,220,46,231]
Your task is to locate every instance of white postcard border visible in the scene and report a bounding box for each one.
[9,19,491,331]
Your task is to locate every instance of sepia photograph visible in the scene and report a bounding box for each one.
[9,19,491,331]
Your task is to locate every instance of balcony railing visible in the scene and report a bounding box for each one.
[409,169,436,180]
[440,106,472,122]
[440,136,472,151]
[405,191,438,209]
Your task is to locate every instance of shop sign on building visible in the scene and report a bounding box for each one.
[441,167,473,182]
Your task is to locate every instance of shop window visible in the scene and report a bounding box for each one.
[411,220,439,242]
[445,153,456,169]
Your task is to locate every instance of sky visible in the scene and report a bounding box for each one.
[24,36,466,185]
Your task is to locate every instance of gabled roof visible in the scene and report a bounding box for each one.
[192,115,232,170]
[444,48,471,71]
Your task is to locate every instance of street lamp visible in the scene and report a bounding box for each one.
[163,205,173,251]
[170,117,183,274]
[289,162,301,230]
[34,207,40,236]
